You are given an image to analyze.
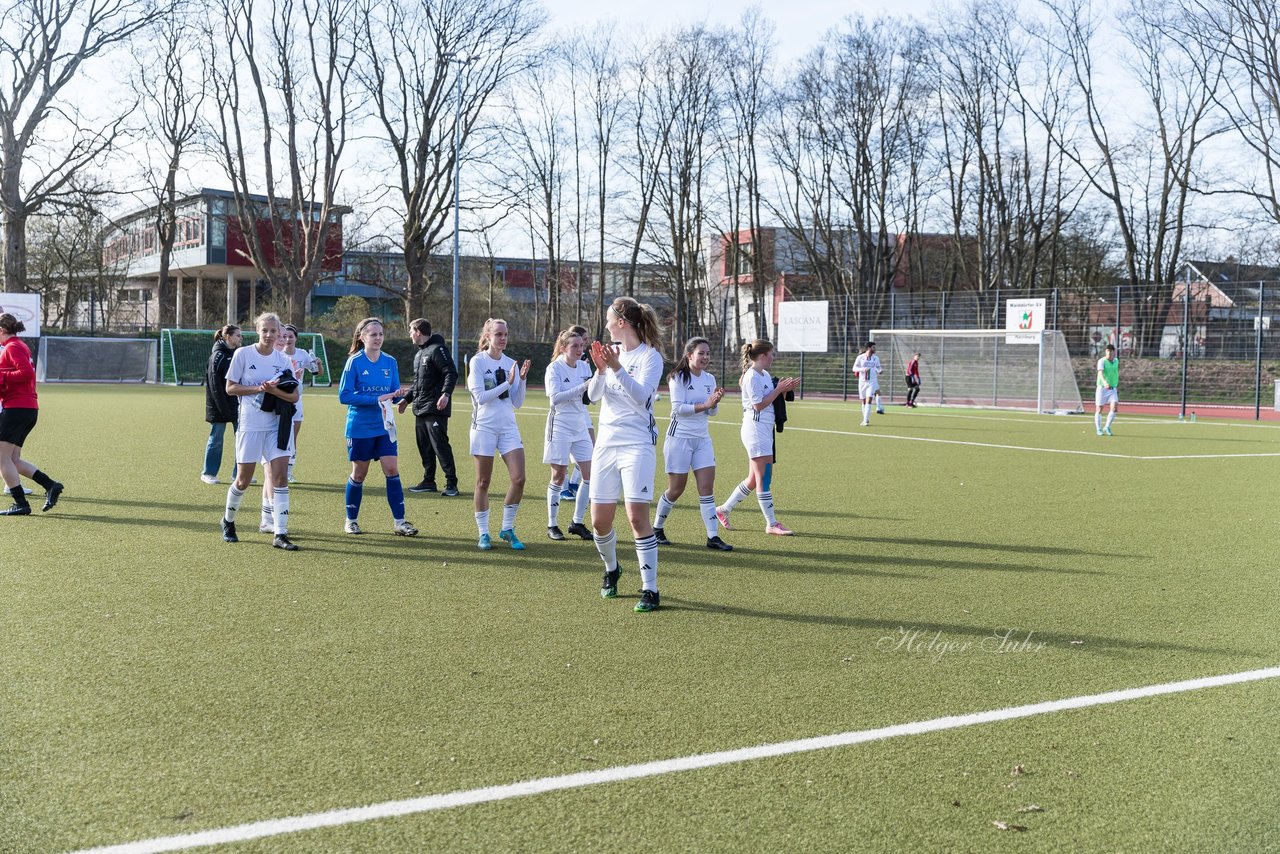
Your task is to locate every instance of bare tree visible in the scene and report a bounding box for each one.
[133,3,205,328]
[649,25,725,345]
[0,0,169,292]
[770,16,932,338]
[1180,0,1280,226]
[718,9,776,341]
[1042,0,1224,353]
[355,0,543,325]
[566,23,626,337]
[621,36,677,300]
[207,0,354,327]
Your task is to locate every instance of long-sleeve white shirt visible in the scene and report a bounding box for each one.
[545,355,592,443]
[468,351,525,432]
[740,366,776,426]
[667,369,718,439]
[587,342,664,448]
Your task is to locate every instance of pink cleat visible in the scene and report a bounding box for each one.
[715,507,731,530]
[765,523,794,536]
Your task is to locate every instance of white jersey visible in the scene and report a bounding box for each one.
[545,356,593,445]
[280,347,318,421]
[588,342,664,449]
[225,344,295,433]
[468,351,525,433]
[666,369,718,440]
[741,366,776,427]
[853,353,882,383]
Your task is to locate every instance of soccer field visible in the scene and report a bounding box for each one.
[4,385,1279,853]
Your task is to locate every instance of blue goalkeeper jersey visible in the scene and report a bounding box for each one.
[339,350,401,438]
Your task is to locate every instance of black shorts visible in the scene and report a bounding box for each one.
[0,407,37,447]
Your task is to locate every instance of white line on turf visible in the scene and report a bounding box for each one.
[73,665,1280,854]
[515,404,1280,460]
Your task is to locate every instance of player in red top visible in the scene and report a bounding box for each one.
[905,352,922,407]
[0,314,63,515]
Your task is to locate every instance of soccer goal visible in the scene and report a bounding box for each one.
[36,337,159,383]
[871,328,1083,413]
[159,328,332,386]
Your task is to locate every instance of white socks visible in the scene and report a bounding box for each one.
[547,481,562,526]
[573,480,590,524]
[654,491,676,528]
[756,490,778,526]
[224,484,245,523]
[699,495,718,537]
[475,509,490,536]
[273,487,289,534]
[635,534,658,591]
[501,502,519,532]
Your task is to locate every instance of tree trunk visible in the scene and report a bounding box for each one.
[3,209,26,294]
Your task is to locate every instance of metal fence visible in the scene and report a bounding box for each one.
[688,282,1280,416]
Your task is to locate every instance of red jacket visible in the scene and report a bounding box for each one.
[0,337,38,409]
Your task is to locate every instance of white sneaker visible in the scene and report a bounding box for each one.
[200,474,219,485]
[394,519,419,537]
[258,522,273,534]
[344,519,363,535]
[22,486,33,495]
[861,420,869,427]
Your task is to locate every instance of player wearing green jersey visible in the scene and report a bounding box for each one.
[1095,343,1119,436]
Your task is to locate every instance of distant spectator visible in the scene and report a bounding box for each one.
[202,324,241,485]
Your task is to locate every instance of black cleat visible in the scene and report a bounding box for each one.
[634,589,661,612]
[441,484,460,497]
[221,519,239,543]
[2,504,32,516]
[706,535,733,551]
[273,534,299,551]
[408,480,438,493]
[652,526,671,545]
[547,525,566,541]
[567,521,593,540]
[601,566,621,598]
[41,482,63,512]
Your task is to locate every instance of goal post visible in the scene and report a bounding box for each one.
[871,328,1083,413]
[36,337,159,383]
[159,328,332,386]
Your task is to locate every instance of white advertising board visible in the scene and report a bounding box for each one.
[776,300,829,353]
[0,293,41,338]
[1005,298,1045,344]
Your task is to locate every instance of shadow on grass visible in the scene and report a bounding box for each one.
[663,598,1248,658]
[733,545,1109,577]
[807,532,1144,560]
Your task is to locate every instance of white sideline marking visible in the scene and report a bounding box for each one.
[517,403,1280,459]
[74,665,1280,854]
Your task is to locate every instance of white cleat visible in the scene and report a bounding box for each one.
[344,519,363,535]
[199,474,219,485]
[394,520,419,537]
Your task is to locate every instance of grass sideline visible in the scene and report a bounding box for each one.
[4,384,1279,852]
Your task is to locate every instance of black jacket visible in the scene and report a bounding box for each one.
[205,340,239,425]
[772,377,794,433]
[405,333,458,418]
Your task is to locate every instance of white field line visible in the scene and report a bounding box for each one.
[512,405,1280,460]
[73,665,1280,854]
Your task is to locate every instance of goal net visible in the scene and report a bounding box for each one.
[870,328,1083,413]
[36,337,158,383]
[159,328,332,386]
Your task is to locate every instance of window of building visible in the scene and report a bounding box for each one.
[728,240,753,277]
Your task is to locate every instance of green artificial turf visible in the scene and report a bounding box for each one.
[3,386,1278,852]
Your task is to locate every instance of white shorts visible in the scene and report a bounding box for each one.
[663,435,716,474]
[470,425,523,457]
[236,428,292,464]
[293,396,304,423]
[859,381,879,400]
[591,444,657,504]
[740,420,775,459]
[544,436,594,466]
[1096,387,1118,407]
